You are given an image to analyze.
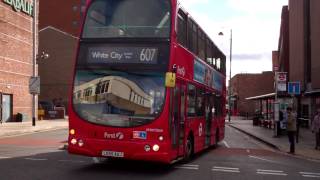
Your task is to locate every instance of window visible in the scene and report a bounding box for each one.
[72,5,78,12]
[83,0,171,38]
[206,40,213,66]
[216,58,221,70]
[198,30,205,60]
[187,84,196,117]
[214,95,223,116]
[177,10,187,47]
[95,81,109,94]
[192,23,198,55]
[196,88,205,116]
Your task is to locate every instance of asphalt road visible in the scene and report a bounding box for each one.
[0,125,319,180]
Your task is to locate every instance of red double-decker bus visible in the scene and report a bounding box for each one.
[68,0,226,164]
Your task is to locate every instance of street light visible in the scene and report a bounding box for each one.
[219,29,233,122]
[32,0,38,126]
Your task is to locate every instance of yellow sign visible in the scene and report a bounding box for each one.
[165,72,176,88]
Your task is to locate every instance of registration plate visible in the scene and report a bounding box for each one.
[101,151,124,158]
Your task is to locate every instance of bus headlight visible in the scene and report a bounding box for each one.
[71,138,77,145]
[78,139,84,147]
[153,144,160,152]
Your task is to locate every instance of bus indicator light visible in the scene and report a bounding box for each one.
[70,129,76,135]
[158,136,164,141]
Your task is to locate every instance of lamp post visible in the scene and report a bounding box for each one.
[32,0,38,126]
[219,29,232,122]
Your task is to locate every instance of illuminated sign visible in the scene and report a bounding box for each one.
[88,47,158,64]
[3,0,33,17]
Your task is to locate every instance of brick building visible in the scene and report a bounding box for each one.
[0,0,37,122]
[277,0,320,122]
[229,71,274,117]
[38,0,86,110]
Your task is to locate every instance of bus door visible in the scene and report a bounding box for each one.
[171,83,186,157]
[205,93,213,146]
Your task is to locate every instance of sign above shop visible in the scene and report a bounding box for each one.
[3,0,34,17]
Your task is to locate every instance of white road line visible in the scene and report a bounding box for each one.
[249,155,277,163]
[175,166,199,170]
[222,140,230,148]
[213,166,239,170]
[25,158,48,161]
[0,156,11,159]
[212,169,240,173]
[179,164,199,167]
[257,169,284,173]
[301,175,320,178]
[256,172,287,176]
[58,160,85,163]
[300,172,320,176]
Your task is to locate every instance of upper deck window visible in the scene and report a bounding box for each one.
[82,0,171,38]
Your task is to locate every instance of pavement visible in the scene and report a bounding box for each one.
[227,116,320,161]
[0,118,68,139]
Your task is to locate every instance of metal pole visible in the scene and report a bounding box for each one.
[228,29,232,122]
[32,0,37,126]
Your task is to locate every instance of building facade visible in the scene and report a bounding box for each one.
[0,0,37,122]
[277,0,320,121]
[38,0,87,110]
[229,71,274,117]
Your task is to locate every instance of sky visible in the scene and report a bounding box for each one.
[179,0,288,79]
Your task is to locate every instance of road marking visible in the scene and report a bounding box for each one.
[249,155,277,163]
[257,169,284,173]
[301,175,320,178]
[0,156,11,159]
[25,158,48,161]
[222,140,230,148]
[257,169,287,176]
[175,164,199,170]
[300,172,320,178]
[256,172,287,176]
[58,160,85,163]
[212,166,240,173]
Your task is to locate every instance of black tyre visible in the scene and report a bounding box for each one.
[184,137,194,162]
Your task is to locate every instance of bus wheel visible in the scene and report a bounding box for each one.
[184,137,194,162]
[213,130,219,148]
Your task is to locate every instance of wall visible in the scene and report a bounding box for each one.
[38,27,78,110]
[230,72,274,116]
[0,1,36,121]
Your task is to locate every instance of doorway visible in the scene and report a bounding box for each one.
[1,94,13,123]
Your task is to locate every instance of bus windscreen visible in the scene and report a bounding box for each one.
[82,0,171,38]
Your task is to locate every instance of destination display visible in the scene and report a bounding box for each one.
[88,47,158,64]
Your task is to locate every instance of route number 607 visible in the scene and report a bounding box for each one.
[140,48,156,62]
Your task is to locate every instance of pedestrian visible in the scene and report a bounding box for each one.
[311,108,320,150]
[286,107,297,154]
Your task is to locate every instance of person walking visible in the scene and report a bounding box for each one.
[286,107,297,154]
[311,108,320,150]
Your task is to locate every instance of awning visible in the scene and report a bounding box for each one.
[304,89,320,96]
[246,93,275,100]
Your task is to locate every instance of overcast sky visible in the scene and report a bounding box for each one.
[179,0,288,79]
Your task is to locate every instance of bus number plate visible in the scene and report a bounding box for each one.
[101,151,124,158]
